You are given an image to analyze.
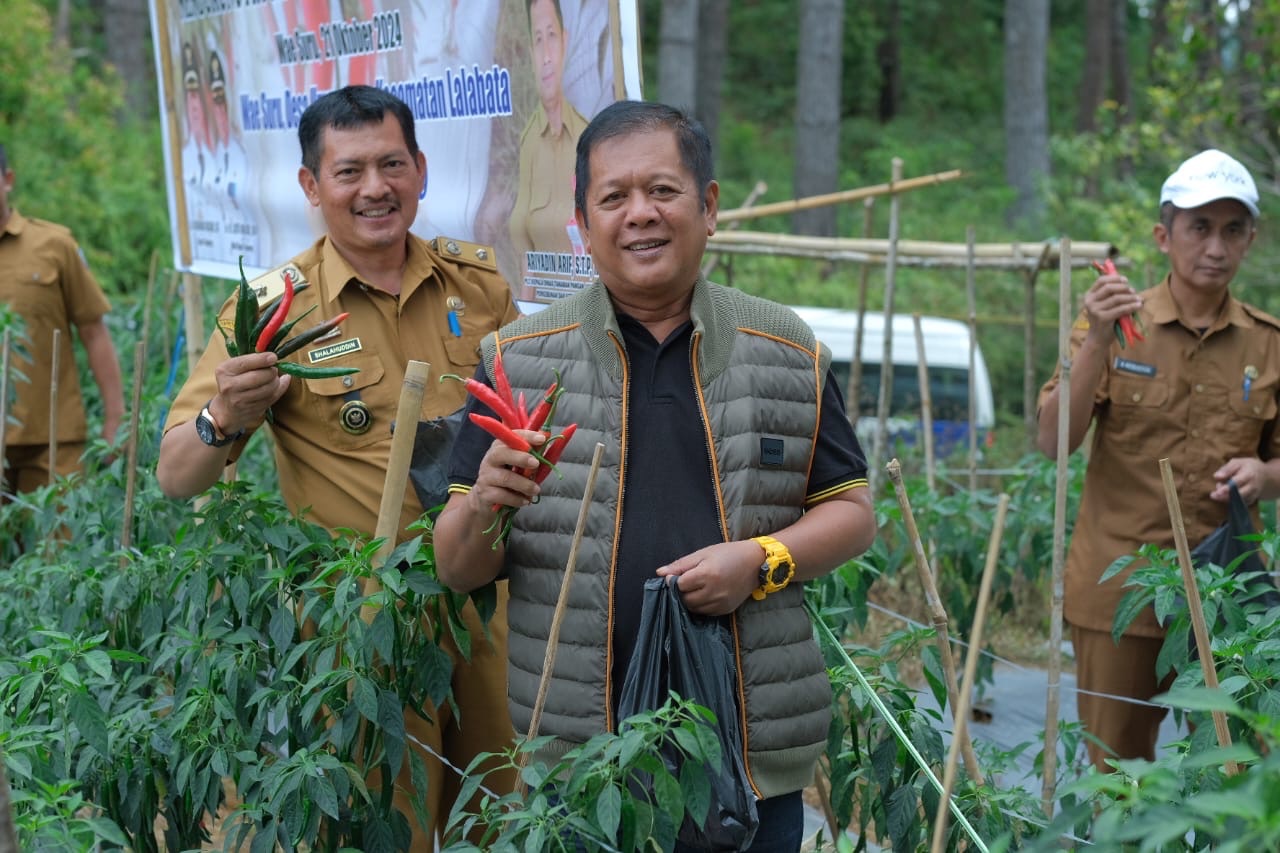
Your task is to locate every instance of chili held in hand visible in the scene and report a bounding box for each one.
[1091,258,1146,348]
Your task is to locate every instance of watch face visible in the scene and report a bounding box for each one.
[196,410,223,446]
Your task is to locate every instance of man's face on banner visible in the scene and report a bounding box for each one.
[530,0,566,111]
[298,114,427,258]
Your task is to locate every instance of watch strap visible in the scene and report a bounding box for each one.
[750,534,795,601]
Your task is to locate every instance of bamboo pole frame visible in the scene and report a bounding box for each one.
[716,168,965,224]
[965,226,979,495]
[912,314,936,492]
[47,329,60,487]
[846,198,876,424]
[930,493,1010,853]
[886,458,984,784]
[702,180,767,280]
[1159,458,1240,776]
[1023,243,1052,452]
[525,442,606,747]
[1042,238,1072,817]
[869,159,904,496]
[119,342,146,555]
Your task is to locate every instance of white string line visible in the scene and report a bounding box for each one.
[863,599,1178,710]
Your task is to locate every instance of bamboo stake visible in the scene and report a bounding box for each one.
[47,329,60,487]
[523,442,606,770]
[702,180,767,279]
[181,272,205,373]
[813,758,842,845]
[716,168,965,224]
[846,198,875,423]
[119,342,146,555]
[912,314,936,492]
[1043,238,1072,817]
[886,458,984,784]
[360,360,431,624]
[162,269,180,375]
[869,159,904,496]
[141,250,160,364]
[1159,458,1240,776]
[965,226,979,496]
[930,493,1009,853]
[1023,243,1052,452]
[0,329,10,495]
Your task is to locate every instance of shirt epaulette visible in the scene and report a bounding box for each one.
[248,262,308,307]
[430,236,498,272]
[1241,301,1280,332]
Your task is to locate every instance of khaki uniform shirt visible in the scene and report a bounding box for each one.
[165,234,519,538]
[508,101,590,263]
[0,210,111,444]
[1039,278,1280,637]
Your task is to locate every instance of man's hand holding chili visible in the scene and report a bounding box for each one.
[1083,267,1143,348]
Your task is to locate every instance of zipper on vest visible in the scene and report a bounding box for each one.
[603,329,629,733]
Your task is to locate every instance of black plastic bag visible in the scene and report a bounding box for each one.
[617,577,759,851]
[1176,481,1280,655]
[406,407,465,513]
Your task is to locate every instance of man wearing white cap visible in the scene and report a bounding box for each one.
[1036,149,1280,771]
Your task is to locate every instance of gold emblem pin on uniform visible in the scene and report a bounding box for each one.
[339,400,372,435]
[446,295,466,314]
[1245,365,1259,380]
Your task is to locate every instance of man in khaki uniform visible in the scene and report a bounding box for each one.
[508,0,589,298]
[1037,149,1280,771]
[157,86,519,848]
[0,143,124,496]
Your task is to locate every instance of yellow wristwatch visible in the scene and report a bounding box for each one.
[750,535,795,601]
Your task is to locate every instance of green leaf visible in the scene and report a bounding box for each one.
[82,649,113,681]
[68,689,110,757]
[269,605,296,654]
[307,772,341,819]
[353,676,379,723]
[1157,686,1241,714]
[885,785,919,851]
[595,784,622,839]
[371,608,396,664]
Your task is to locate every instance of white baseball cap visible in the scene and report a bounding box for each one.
[1160,149,1259,218]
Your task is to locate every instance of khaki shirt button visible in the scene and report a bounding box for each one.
[1132,392,1142,402]
[1187,472,1197,482]
[342,376,354,388]
[1255,405,1263,414]
[1191,429,1200,438]
[1194,383,1204,392]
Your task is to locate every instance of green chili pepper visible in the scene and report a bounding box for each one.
[274,312,350,359]
[263,304,318,354]
[276,362,360,379]
[234,257,258,355]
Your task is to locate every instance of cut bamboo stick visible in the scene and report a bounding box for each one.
[716,168,965,223]
[1043,238,1072,817]
[869,159,904,496]
[930,493,1009,853]
[886,458,984,784]
[845,198,876,424]
[119,342,146,555]
[965,226,979,496]
[702,180,767,279]
[913,313,936,493]
[1159,458,1240,776]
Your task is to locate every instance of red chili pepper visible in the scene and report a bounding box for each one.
[1091,258,1143,348]
[461,378,522,427]
[533,423,577,485]
[526,381,561,433]
[255,271,295,352]
[492,346,516,419]
[516,391,529,429]
[469,412,532,452]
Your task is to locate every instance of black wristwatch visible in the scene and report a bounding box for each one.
[195,400,243,447]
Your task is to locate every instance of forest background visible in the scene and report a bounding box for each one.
[4,0,1280,445]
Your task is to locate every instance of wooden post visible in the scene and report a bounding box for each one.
[141,250,160,364]
[47,329,60,487]
[119,342,146,554]
[1023,244,1051,452]
[1042,238,1071,817]
[965,226,979,495]
[870,158,904,496]
[1159,458,1240,776]
[715,168,965,224]
[360,360,431,624]
[912,313,935,492]
[162,269,180,375]
[0,329,10,494]
[846,198,876,423]
[930,493,1009,853]
[181,272,205,373]
[886,459,985,784]
[525,443,607,747]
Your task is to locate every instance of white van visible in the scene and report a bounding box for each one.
[790,306,996,451]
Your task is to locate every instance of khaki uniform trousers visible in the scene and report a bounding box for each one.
[1072,625,1175,773]
[3,441,85,497]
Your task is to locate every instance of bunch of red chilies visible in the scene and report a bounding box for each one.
[446,349,578,541]
[1092,258,1146,348]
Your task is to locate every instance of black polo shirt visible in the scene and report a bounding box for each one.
[447,312,868,713]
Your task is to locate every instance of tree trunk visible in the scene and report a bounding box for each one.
[1147,0,1169,80]
[1077,0,1111,132]
[1004,0,1050,231]
[1108,0,1129,115]
[876,2,900,122]
[792,0,844,238]
[695,0,728,163]
[1195,0,1221,81]
[103,0,156,119]
[658,0,699,112]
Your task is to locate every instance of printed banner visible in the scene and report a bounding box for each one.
[149,0,642,299]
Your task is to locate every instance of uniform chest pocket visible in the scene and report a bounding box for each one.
[1105,375,1172,452]
[1223,389,1278,454]
[300,351,388,448]
[7,264,59,316]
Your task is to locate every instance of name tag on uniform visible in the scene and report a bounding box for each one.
[309,337,362,363]
[1114,357,1156,378]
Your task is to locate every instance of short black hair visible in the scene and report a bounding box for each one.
[1160,200,1256,231]
[574,101,714,227]
[527,0,563,27]
[298,86,418,175]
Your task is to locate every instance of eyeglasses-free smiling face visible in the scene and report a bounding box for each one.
[297,113,426,263]
[576,127,718,306]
